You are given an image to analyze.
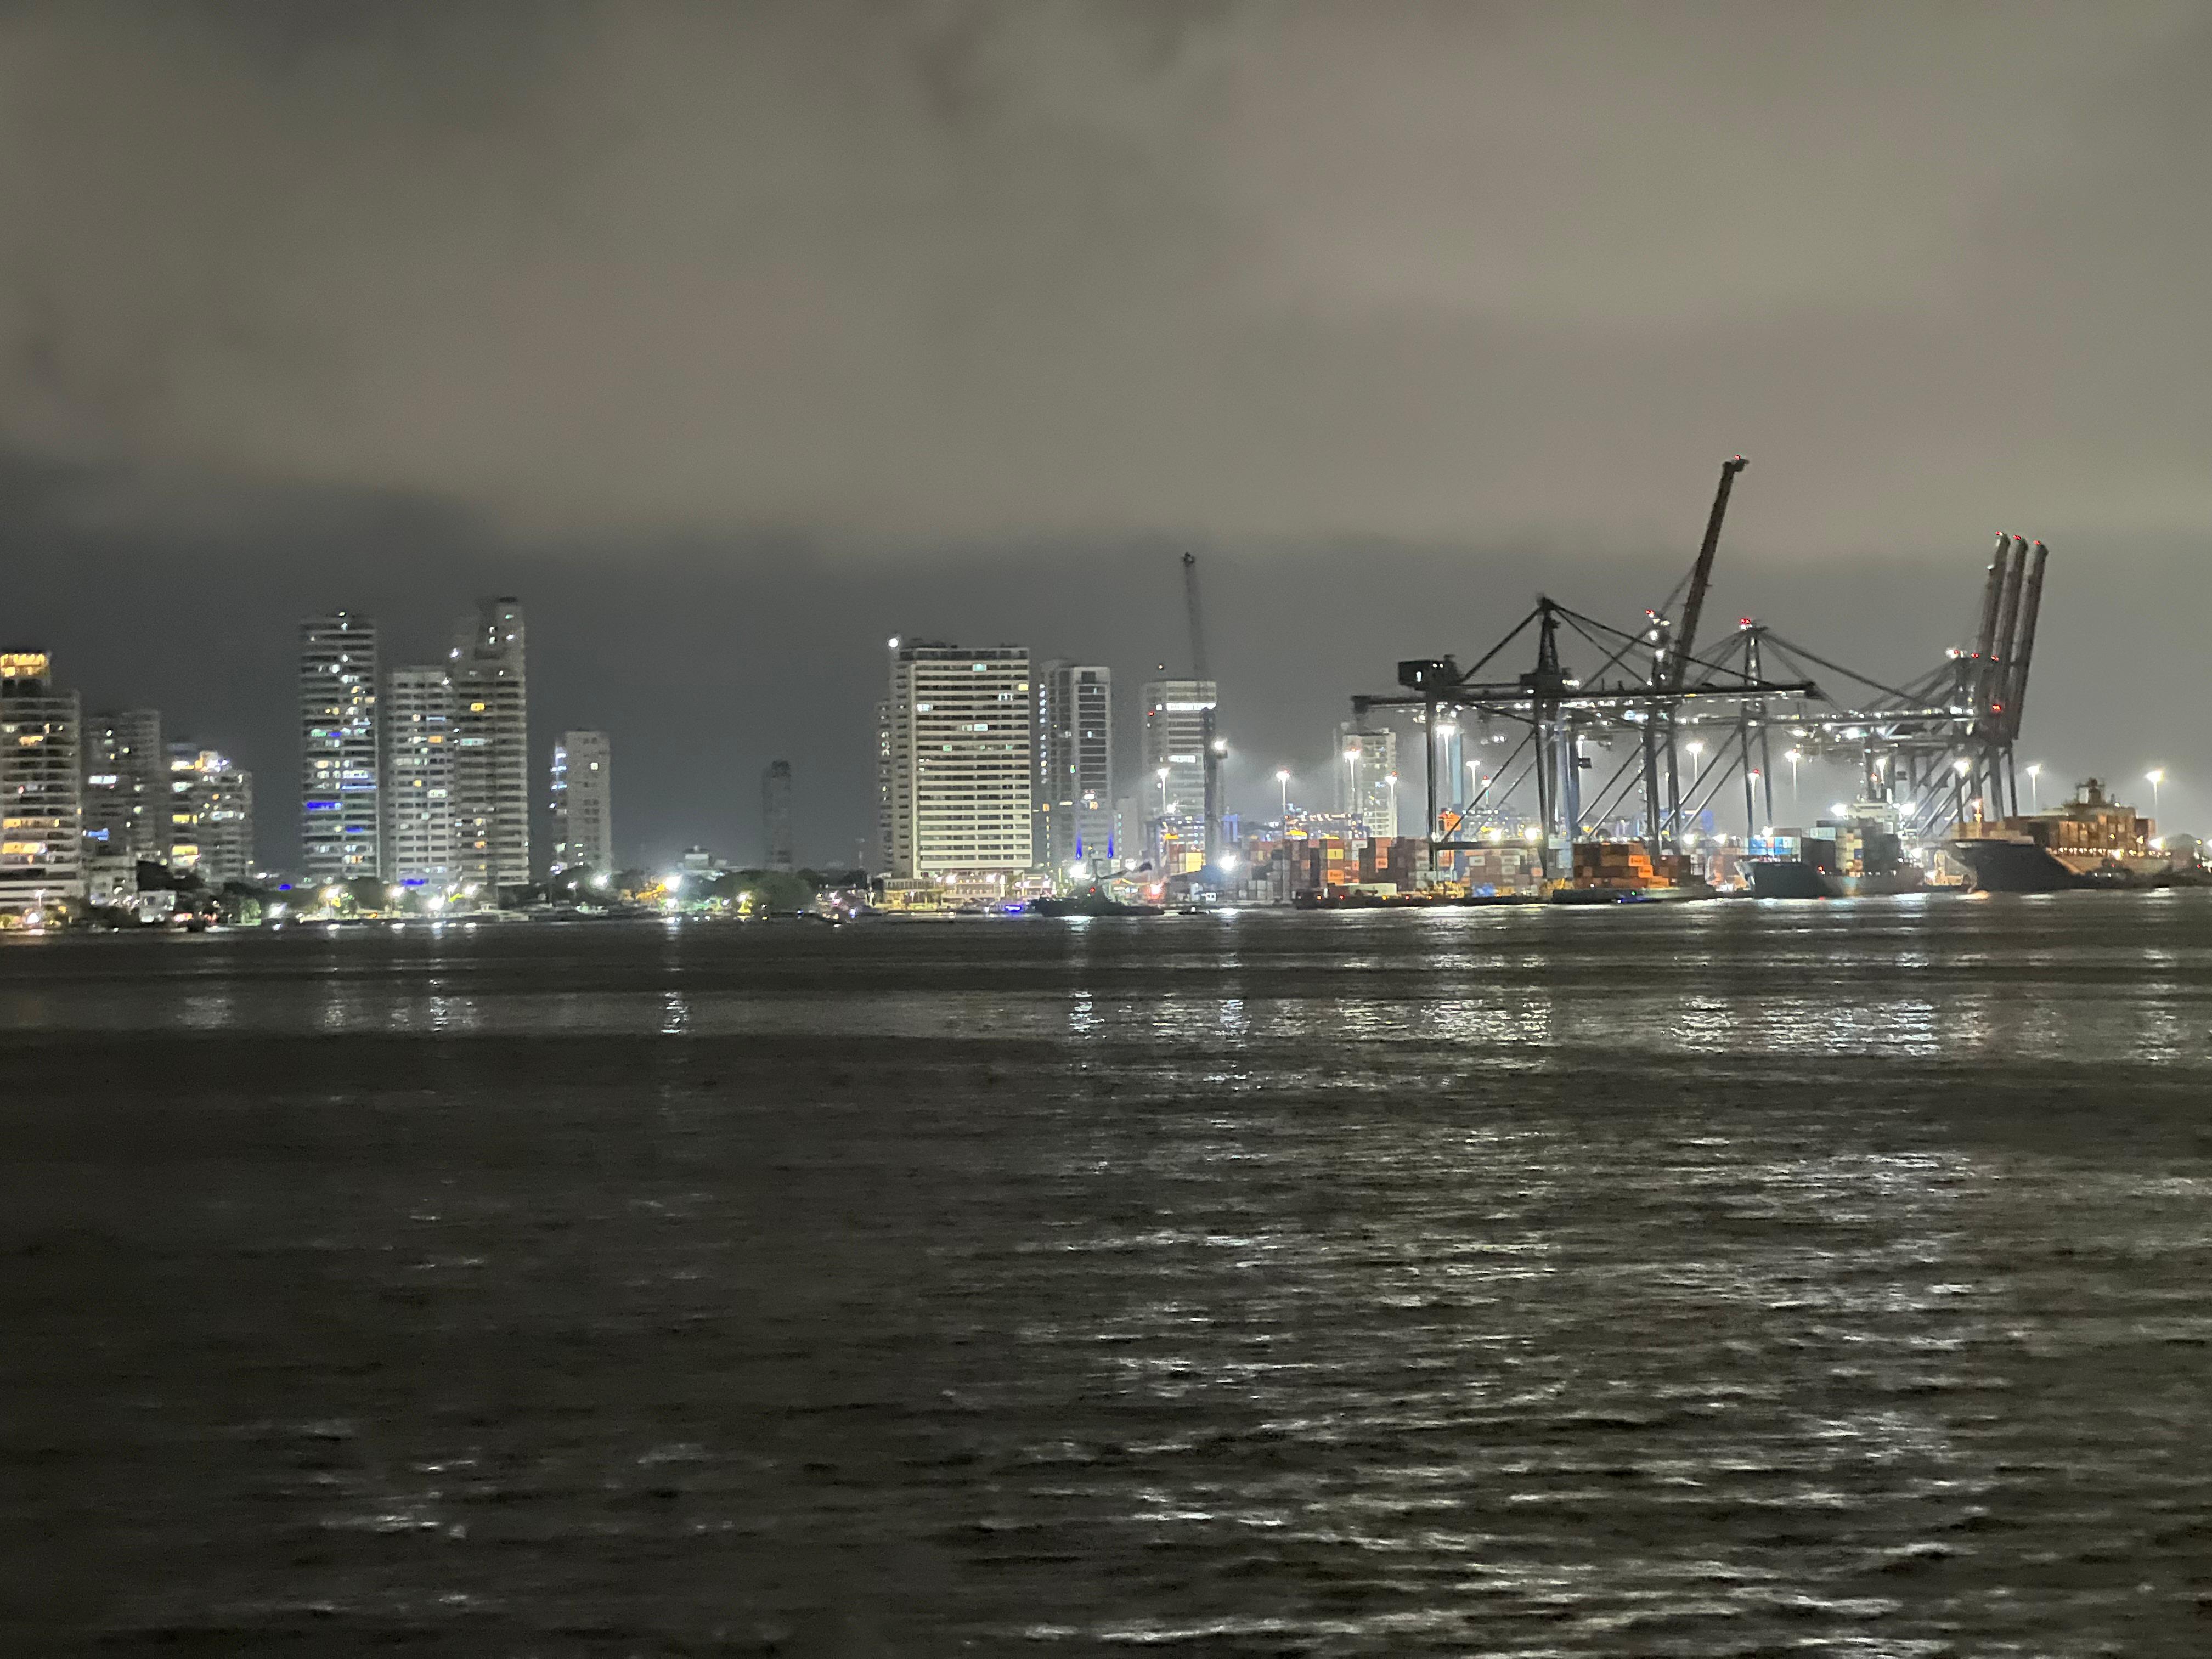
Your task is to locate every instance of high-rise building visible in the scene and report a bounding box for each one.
[882,640,1032,882]
[1336,722,1400,838]
[385,667,459,889]
[551,730,614,876]
[761,759,793,872]
[82,708,168,867]
[168,747,254,884]
[1034,663,1114,873]
[301,612,380,882]
[450,598,530,893]
[873,697,893,872]
[0,653,84,910]
[1141,677,1216,860]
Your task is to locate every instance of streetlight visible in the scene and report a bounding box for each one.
[2025,763,2042,811]
[1156,765,1171,817]
[2147,768,2166,817]
[1784,747,1801,809]
[1275,768,1291,821]
[1386,771,1400,834]
[1685,740,1705,783]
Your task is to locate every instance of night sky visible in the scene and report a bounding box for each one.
[5,2,2209,868]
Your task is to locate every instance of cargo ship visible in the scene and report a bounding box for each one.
[1950,778,2164,892]
[1748,808,1923,899]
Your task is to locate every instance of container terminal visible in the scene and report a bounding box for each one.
[1322,459,2182,905]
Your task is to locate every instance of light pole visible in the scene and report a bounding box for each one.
[1386,771,1400,836]
[1784,747,1801,811]
[1156,765,1171,818]
[1276,768,1291,823]
[2147,768,2165,819]
[2025,763,2042,811]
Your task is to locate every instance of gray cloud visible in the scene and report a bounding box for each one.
[4,1,2209,550]
[4,2,2210,859]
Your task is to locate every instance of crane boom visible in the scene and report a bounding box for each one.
[1667,456,1749,692]
[1181,552,1208,680]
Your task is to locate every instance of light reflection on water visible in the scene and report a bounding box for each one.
[6,896,2211,1652]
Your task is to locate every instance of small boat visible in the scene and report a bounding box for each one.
[1030,884,1163,917]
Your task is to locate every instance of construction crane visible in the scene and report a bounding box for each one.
[1650,456,1750,845]
[1668,456,1751,693]
[1182,551,1220,865]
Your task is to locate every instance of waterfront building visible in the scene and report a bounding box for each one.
[450,598,530,893]
[873,699,893,872]
[301,612,380,882]
[1336,722,1400,839]
[385,667,459,889]
[882,639,1032,891]
[761,758,793,872]
[168,747,253,884]
[1141,677,1216,861]
[551,730,614,876]
[1032,663,1114,874]
[82,708,168,866]
[0,653,84,912]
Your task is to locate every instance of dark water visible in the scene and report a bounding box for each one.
[6,896,2212,1655]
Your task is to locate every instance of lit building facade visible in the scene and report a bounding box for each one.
[761,759,793,872]
[301,612,380,882]
[1141,678,1216,862]
[551,730,614,876]
[0,653,84,910]
[883,640,1032,883]
[451,598,531,893]
[1336,722,1400,838]
[168,747,253,884]
[82,708,167,866]
[385,667,459,889]
[1034,662,1114,872]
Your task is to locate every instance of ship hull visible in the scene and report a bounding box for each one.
[1951,839,2087,893]
[1750,861,1925,899]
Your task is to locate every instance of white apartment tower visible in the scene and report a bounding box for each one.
[1141,677,1217,853]
[168,747,254,884]
[1034,663,1114,872]
[1337,722,1400,838]
[550,730,614,876]
[451,598,530,893]
[0,652,84,910]
[82,708,167,866]
[883,640,1032,881]
[301,612,380,882]
[385,667,459,889]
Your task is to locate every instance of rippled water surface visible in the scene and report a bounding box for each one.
[6,896,2212,1654]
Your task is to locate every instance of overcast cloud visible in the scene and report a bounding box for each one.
[3,2,2209,862]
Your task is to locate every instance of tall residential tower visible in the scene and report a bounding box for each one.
[1141,677,1216,865]
[761,759,793,872]
[450,599,530,893]
[882,640,1032,887]
[550,730,614,876]
[1034,663,1114,873]
[384,667,459,889]
[300,612,380,883]
[0,652,84,911]
[82,708,167,867]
